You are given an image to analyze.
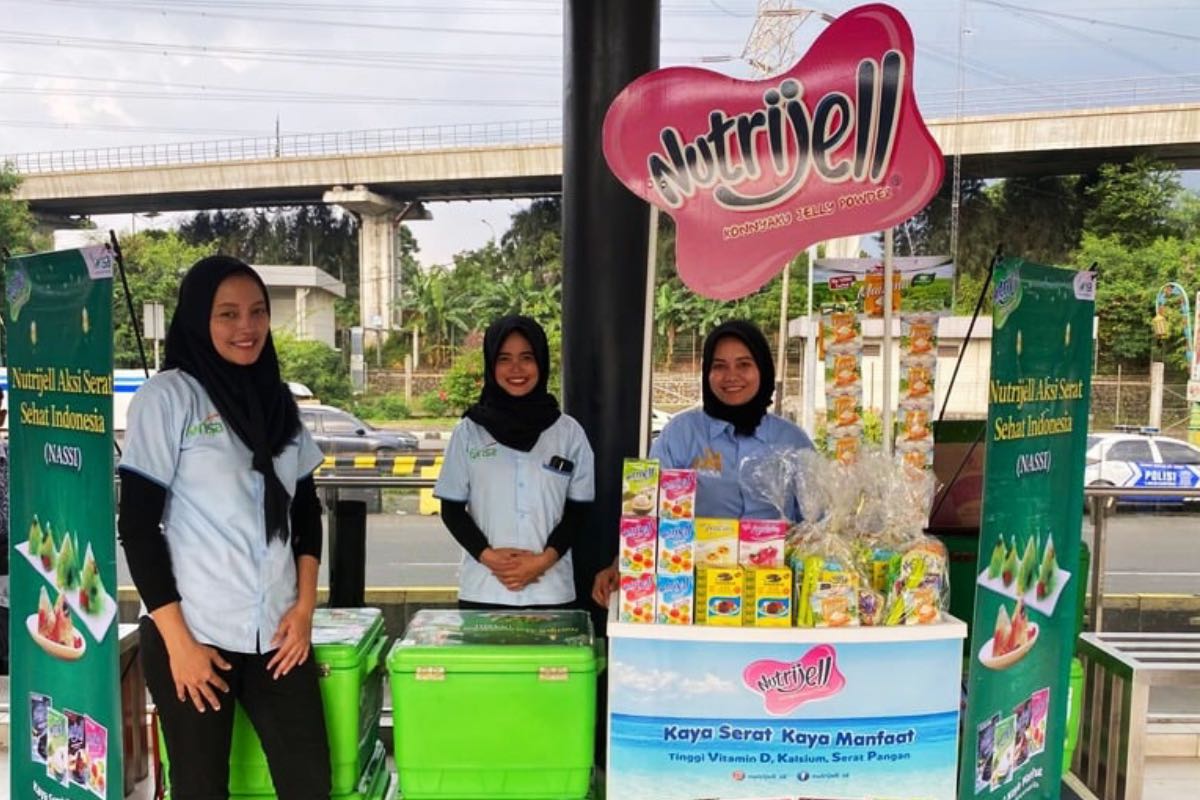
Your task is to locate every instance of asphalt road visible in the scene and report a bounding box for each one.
[115,502,1199,594]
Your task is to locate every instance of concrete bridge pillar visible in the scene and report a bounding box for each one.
[323,185,425,347]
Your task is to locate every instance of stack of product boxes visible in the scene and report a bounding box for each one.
[618,459,794,628]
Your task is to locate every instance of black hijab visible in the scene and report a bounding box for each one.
[163,255,301,546]
[464,315,561,452]
[702,320,776,437]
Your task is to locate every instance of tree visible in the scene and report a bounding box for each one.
[112,231,214,368]
[0,166,37,256]
[274,333,352,407]
[1083,157,1181,248]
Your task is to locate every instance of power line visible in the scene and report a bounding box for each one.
[973,0,1200,44]
[0,86,559,108]
[0,118,269,135]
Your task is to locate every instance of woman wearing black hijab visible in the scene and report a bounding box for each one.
[434,315,595,609]
[118,255,331,799]
[592,319,814,607]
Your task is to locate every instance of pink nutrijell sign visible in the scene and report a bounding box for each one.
[743,644,847,715]
[602,3,943,300]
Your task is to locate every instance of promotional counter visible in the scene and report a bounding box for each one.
[606,613,967,800]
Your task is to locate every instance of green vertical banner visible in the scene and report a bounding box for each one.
[959,259,1096,799]
[6,246,122,800]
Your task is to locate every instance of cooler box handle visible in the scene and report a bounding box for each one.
[362,634,388,681]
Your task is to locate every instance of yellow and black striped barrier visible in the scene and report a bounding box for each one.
[314,454,445,514]
[313,453,444,476]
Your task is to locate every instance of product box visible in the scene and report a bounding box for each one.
[618,516,657,574]
[656,574,695,625]
[695,518,738,568]
[84,717,107,799]
[621,459,660,517]
[695,565,744,626]
[738,519,788,568]
[658,469,697,519]
[30,693,51,764]
[46,707,68,785]
[619,573,656,623]
[743,567,792,627]
[656,518,695,576]
[67,710,87,789]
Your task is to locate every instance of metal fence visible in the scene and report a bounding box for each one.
[4,73,1199,175]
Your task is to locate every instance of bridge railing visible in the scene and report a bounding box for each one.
[5,73,1200,175]
[2,117,563,175]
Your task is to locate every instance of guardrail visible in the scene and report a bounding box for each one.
[4,73,1199,174]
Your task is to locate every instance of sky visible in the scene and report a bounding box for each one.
[1,0,1198,269]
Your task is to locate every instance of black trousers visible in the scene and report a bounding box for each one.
[139,617,331,800]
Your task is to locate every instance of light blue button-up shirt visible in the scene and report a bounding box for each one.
[650,408,814,521]
[120,370,324,653]
[435,415,595,605]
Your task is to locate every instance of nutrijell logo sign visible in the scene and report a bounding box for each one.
[743,644,847,715]
[603,3,943,300]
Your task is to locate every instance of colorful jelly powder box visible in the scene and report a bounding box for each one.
[67,709,87,789]
[743,566,792,627]
[618,516,657,574]
[46,706,69,786]
[657,518,695,576]
[656,573,695,625]
[658,469,697,520]
[621,459,660,517]
[31,693,51,764]
[695,517,739,568]
[85,716,107,799]
[695,564,744,626]
[618,572,655,623]
[738,519,789,568]
[992,714,1017,789]
[1029,688,1049,756]
[976,714,997,793]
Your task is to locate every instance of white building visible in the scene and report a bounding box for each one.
[251,265,346,349]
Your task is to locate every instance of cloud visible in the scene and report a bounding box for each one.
[611,660,736,697]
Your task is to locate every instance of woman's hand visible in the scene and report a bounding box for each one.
[151,603,231,713]
[483,547,556,592]
[267,600,315,680]
[591,562,619,609]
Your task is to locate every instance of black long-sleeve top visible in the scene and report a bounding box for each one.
[117,469,323,612]
[440,498,587,563]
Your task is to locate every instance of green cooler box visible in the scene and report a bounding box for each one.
[160,607,388,798]
[388,610,599,800]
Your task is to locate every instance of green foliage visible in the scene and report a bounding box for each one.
[353,394,411,421]
[273,332,353,407]
[418,389,452,417]
[0,166,37,256]
[1083,157,1182,248]
[440,346,485,414]
[113,231,214,368]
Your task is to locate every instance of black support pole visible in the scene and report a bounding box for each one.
[562,0,660,632]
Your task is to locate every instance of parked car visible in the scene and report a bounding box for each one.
[298,404,419,455]
[1084,430,1200,507]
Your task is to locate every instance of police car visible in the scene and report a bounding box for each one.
[1085,429,1200,506]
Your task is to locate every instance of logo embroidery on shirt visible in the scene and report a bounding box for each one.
[468,445,498,460]
[692,448,723,474]
[185,412,225,438]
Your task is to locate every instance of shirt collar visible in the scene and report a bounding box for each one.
[705,411,768,442]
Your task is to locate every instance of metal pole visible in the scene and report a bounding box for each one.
[777,257,790,414]
[882,228,895,453]
[804,245,817,433]
[639,207,659,458]
[1088,496,1108,632]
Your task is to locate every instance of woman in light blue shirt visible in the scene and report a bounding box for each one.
[119,256,330,799]
[435,316,595,608]
[592,320,813,607]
